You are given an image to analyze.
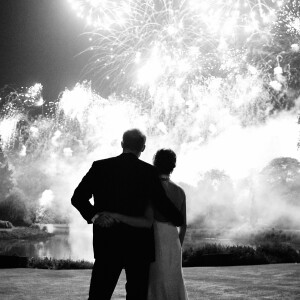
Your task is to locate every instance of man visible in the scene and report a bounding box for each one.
[71,128,183,300]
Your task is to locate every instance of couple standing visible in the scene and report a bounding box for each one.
[71,129,189,300]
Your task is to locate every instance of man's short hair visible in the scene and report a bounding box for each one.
[122,129,146,152]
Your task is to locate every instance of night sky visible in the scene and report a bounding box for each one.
[0,0,90,101]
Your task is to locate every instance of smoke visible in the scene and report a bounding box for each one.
[172,113,300,232]
[1,77,300,259]
[55,83,300,242]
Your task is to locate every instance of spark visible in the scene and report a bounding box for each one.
[19,145,27,157]
[30,126,39,137]
[275,0,300,38]
[63,147,73,157]
[291,43,300,52]
[68,0,281,89]
[269,80,282,91]
[0,116,20,149]
[35,98,44,106]
[27,83,43,100]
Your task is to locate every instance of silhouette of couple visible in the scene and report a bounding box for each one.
[72,129,189,300]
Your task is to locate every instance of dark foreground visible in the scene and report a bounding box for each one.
[0,264,299,299]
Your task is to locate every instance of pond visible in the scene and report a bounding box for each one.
[0,224,241,262]
[1,225,300,261]
[0,224,95,262]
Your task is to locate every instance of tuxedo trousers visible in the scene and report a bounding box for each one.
[88,255,150,300]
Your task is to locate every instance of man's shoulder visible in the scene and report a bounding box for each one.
[92,156,118,167]
[137,159,156,172]
[92,156,157,175]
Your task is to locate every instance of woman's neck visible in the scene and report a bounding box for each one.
[159,174,170,180]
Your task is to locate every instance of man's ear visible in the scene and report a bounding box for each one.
[141,144,146,152]
[121,141,124,148]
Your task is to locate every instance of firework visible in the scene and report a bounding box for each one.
[274,0,300,38]
[68,0,283,90]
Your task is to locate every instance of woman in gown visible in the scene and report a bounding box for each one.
[100,149,188,299]
[147,148,188,300]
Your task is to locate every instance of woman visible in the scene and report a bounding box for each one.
[147,148,188,300]
[100,149,188,299]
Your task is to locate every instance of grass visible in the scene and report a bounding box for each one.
[0,264,299,299]
[28,257,93,270]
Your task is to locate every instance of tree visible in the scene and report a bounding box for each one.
[247,0,300,113]
[260,157,300,206]
[0,144,14,201]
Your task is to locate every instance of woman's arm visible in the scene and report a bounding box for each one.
[178,194,187,246]
[100,204,153,229]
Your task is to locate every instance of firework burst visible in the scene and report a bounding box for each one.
[68,0,283,91]
[275,0,300,39]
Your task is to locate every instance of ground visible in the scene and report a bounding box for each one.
[0,264,299,299]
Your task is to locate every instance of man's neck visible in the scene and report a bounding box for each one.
[122,149,140,158]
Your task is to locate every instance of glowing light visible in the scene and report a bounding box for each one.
[68,0,132,29]
[137,57,164,86]
[0,116,20,149]
[68,0,281,88]
[134,52,141,64]
[19,145,27,157]
[35,98,44,106]
[58,83,96,121]
[274,66,283,76]
[248,65,258,75]
[291,43,300,52]
[27,83,43,99]
[30,126,39,137]
[51,130,62,147]
[290,18,300,33]
[39,190,54,206]
[269,80,282,91]
[63,147,73,157]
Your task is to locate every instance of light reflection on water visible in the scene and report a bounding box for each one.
[0,224,94,262]
[0,225,245,262]
[0,224,239,261]
[2,225,300,261]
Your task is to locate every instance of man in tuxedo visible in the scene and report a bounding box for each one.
[71,128,183,300]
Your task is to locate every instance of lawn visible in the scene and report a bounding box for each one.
[0,264,299,299]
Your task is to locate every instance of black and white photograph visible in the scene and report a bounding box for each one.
[0,0,300,299]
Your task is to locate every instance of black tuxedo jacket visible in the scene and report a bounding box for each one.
[71,152,183,262]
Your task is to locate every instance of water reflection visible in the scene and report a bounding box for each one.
[0,224,94,262]
[0,225,246,261]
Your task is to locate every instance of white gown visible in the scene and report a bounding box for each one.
[147,179,189,300]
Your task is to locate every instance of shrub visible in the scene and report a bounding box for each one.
[28,257,93,269]
[182,243,299,267]
[0,220,13,228]
[0,227,53,240]
[0,191,31,226]
[257,243,300,264]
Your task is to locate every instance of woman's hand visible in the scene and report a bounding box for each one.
[99,212,121,223]
[92,211,120,227]
[99,207,153,229]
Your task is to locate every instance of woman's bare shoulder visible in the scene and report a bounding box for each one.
[168,180,186,197]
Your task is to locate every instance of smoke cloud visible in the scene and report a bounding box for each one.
[1,78,300,259]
